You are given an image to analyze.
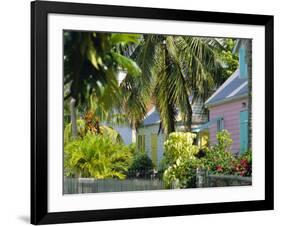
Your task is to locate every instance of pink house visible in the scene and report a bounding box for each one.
[204,69,249,155]
[190,40,250,155]
[198,40,250,155]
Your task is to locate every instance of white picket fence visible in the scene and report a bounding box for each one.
[64,177,165,194]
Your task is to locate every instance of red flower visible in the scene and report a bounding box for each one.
[240,159,248,166]
[216,165,223,172]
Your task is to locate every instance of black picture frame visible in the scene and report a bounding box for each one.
[31,0,274,224]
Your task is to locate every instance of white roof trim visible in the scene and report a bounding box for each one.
[206,94,248,108]
[205,69,239,105]
[226,81,248,98]
[144,106,156,118]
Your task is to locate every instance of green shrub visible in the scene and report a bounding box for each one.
[163,157,200,188]
[232,150,252,176]
[127,151,154,177]
[163,132,199,165]
[200,130,235,174]
[201,147,236,175]
[64,133,133,179]
[157,158,169,178]
[64,119,86,144]
[100,125,124,143]
[64,119,123,144]
[127,143,137,155]
[240,149,252,163]
[162,132,201,188]
[216,129,233,152]
[161,130,251,183]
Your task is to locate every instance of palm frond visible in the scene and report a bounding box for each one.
[153,42,177,134]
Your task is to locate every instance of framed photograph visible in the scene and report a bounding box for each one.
[31,0,274,224]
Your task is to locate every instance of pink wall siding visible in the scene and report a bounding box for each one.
[209,98,248,154]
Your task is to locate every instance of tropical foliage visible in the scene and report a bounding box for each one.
[64,32,141,105]
[64,32,142,137]
[200,130,235,174]
[162,130,251,188]
[64,133,133,179]
[162,132,201,188]
[63,31,244,186]
[219,38,239,82]
[64,120,122,144]
[232,150,252,176]
[64,119,86,144]
[124,35,228,133]
[127,151,154,178]
[200,130,252,176]
[163,132,199,163]
[64,31,239,135]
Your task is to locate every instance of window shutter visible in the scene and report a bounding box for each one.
[142,135,145,152]
[137,135,141,151]
[240,110,249,154]
[239,47,248,79]
[137,135,145,151]
[151,134,158,166]
[216,118,224,132]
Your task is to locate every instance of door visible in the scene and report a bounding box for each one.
[240,110,248,154]
[151,134,158,167]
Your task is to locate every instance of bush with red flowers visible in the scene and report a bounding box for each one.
[200,130,252,177]
[232,150,252,176]
[200,130,235,175]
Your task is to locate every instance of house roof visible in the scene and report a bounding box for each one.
[205,69,248,107]
[141,100,207,127]
[142,107,161,126]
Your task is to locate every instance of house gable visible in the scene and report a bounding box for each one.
[205,69,248,107]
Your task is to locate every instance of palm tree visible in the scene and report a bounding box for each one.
[122,35,225,134]
[63,31,142,137]
[118,35,158,131]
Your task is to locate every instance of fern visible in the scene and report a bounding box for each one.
[64,119,86,144]
[64,133,133,179]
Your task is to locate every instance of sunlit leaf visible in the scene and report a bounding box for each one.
[111,52,142,76]
[111,33,141,45]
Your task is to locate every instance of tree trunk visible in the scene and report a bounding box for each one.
[186,113,192,132]
[167,103,176,134]
[70,97,78,138]
[131,123,137,143]
[162,40,176,135]
[186,100,193,132]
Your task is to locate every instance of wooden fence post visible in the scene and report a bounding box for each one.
[196,168,207,188]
